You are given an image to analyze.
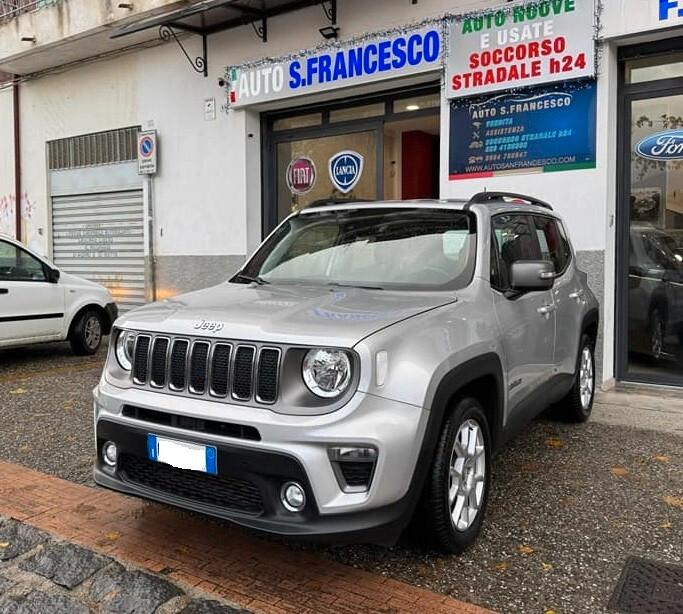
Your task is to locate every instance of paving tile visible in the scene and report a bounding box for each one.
[0,518,49,561]
[89,561,184,614]
[20,541,110,589]
[0,589,89,614]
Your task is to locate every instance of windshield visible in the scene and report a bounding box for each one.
[238,208,476,291]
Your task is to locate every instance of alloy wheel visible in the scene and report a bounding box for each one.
[651,314,664,360]
[448,419,486,532]
[579,346,594,411]
[84,316,102,350]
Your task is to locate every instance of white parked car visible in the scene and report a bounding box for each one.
[0,234,118,355]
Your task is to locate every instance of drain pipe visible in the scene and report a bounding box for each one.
[12,74,21,242]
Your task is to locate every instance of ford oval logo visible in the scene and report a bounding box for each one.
[636,130,683,161]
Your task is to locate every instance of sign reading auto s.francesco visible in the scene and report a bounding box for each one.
[447,0,595,99]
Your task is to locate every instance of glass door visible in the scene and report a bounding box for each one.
[619,82,683,384]
[274,128,380,223]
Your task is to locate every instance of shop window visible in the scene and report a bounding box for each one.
[329,102,386,123]
[625,53,683,83]
[272,113,323,131]
[393,93,440,114]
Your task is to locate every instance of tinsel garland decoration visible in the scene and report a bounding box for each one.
[222,0,604,112]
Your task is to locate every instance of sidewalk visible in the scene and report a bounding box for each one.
[0,460,493,614]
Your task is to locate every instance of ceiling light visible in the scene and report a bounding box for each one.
[405,104,420,111]
[319,25,339,40]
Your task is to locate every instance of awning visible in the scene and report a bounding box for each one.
[111,0,335,77]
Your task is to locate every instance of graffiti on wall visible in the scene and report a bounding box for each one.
[0,193,40,250]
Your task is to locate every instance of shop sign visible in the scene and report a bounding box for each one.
[137,130,157,175]
[659,0,683,20]
[448,79,596,180]
[636,130,683,160]
[286,156,317,194]
[227,27,441,108]
[446,1,595,99]
[329,151,364,194]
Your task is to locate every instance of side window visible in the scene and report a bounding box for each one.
[491,214,540,290]
[532,216,571,275]
[0,241,47,282]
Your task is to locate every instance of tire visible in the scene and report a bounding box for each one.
[650,308,665,361]
[421,397,492,554]
[556,334,595,423]
[69,310,104,356]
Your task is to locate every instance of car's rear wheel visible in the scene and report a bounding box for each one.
[70,310,103,355]
[422,397,491,554]
[556,334,595,422]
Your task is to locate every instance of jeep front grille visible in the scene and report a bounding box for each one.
[131,335,281,404]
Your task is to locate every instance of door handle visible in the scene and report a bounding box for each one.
[0,288,7,295]
[537,304,556,315]
[569,289,584,300]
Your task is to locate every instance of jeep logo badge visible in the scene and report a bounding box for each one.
[329,150,364,194]
[636,130,683,161]
[193,320,224,333]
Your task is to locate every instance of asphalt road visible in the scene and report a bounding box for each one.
[0,341,681,614]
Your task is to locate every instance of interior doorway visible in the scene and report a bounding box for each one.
[262,85,440,235]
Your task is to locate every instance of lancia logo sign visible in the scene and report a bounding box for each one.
[329,151,364,194]
[636,130,683,161]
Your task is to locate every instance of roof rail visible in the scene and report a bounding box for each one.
[464,191,553,211]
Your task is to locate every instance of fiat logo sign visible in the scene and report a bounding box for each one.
[286,156,317,195]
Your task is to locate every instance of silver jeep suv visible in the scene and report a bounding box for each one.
[94,193,599,553]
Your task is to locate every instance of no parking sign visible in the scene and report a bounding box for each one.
[137,130,157,175]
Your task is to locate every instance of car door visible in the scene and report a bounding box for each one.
[490,213,556,414]
[0,239,65,344]
[532,215,581,376]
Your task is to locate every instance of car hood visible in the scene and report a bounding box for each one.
[117,282,456,347]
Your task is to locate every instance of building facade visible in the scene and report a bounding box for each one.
[2,0,683,388]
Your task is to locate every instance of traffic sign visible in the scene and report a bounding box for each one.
[138,130,157,175]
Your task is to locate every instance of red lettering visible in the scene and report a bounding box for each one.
[469,53,479,69]
[451,74,461,91]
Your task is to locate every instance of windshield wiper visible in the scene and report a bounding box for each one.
[327,282,384,290]
[231,273,270,285]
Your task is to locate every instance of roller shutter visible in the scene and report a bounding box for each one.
[51,190,145,311]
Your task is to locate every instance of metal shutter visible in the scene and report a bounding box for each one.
[51,190,145,311]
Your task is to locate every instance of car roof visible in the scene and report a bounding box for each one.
[299,198,557,217]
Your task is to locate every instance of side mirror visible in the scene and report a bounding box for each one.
[47,267,60,283]
[510,260,555,292]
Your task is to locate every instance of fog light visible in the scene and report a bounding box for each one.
[102,441,118,467]
[281,481,306,512]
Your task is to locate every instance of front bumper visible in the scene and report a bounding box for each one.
[93,380,428,544]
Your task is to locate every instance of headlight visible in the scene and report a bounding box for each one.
[115,330,136,371]
[302,348,352,398]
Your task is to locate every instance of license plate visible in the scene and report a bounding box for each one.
[147,434,217,475]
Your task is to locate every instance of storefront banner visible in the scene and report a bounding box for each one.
[227,27,441,108]
[448,79,596,180]
[446,1,595,99]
